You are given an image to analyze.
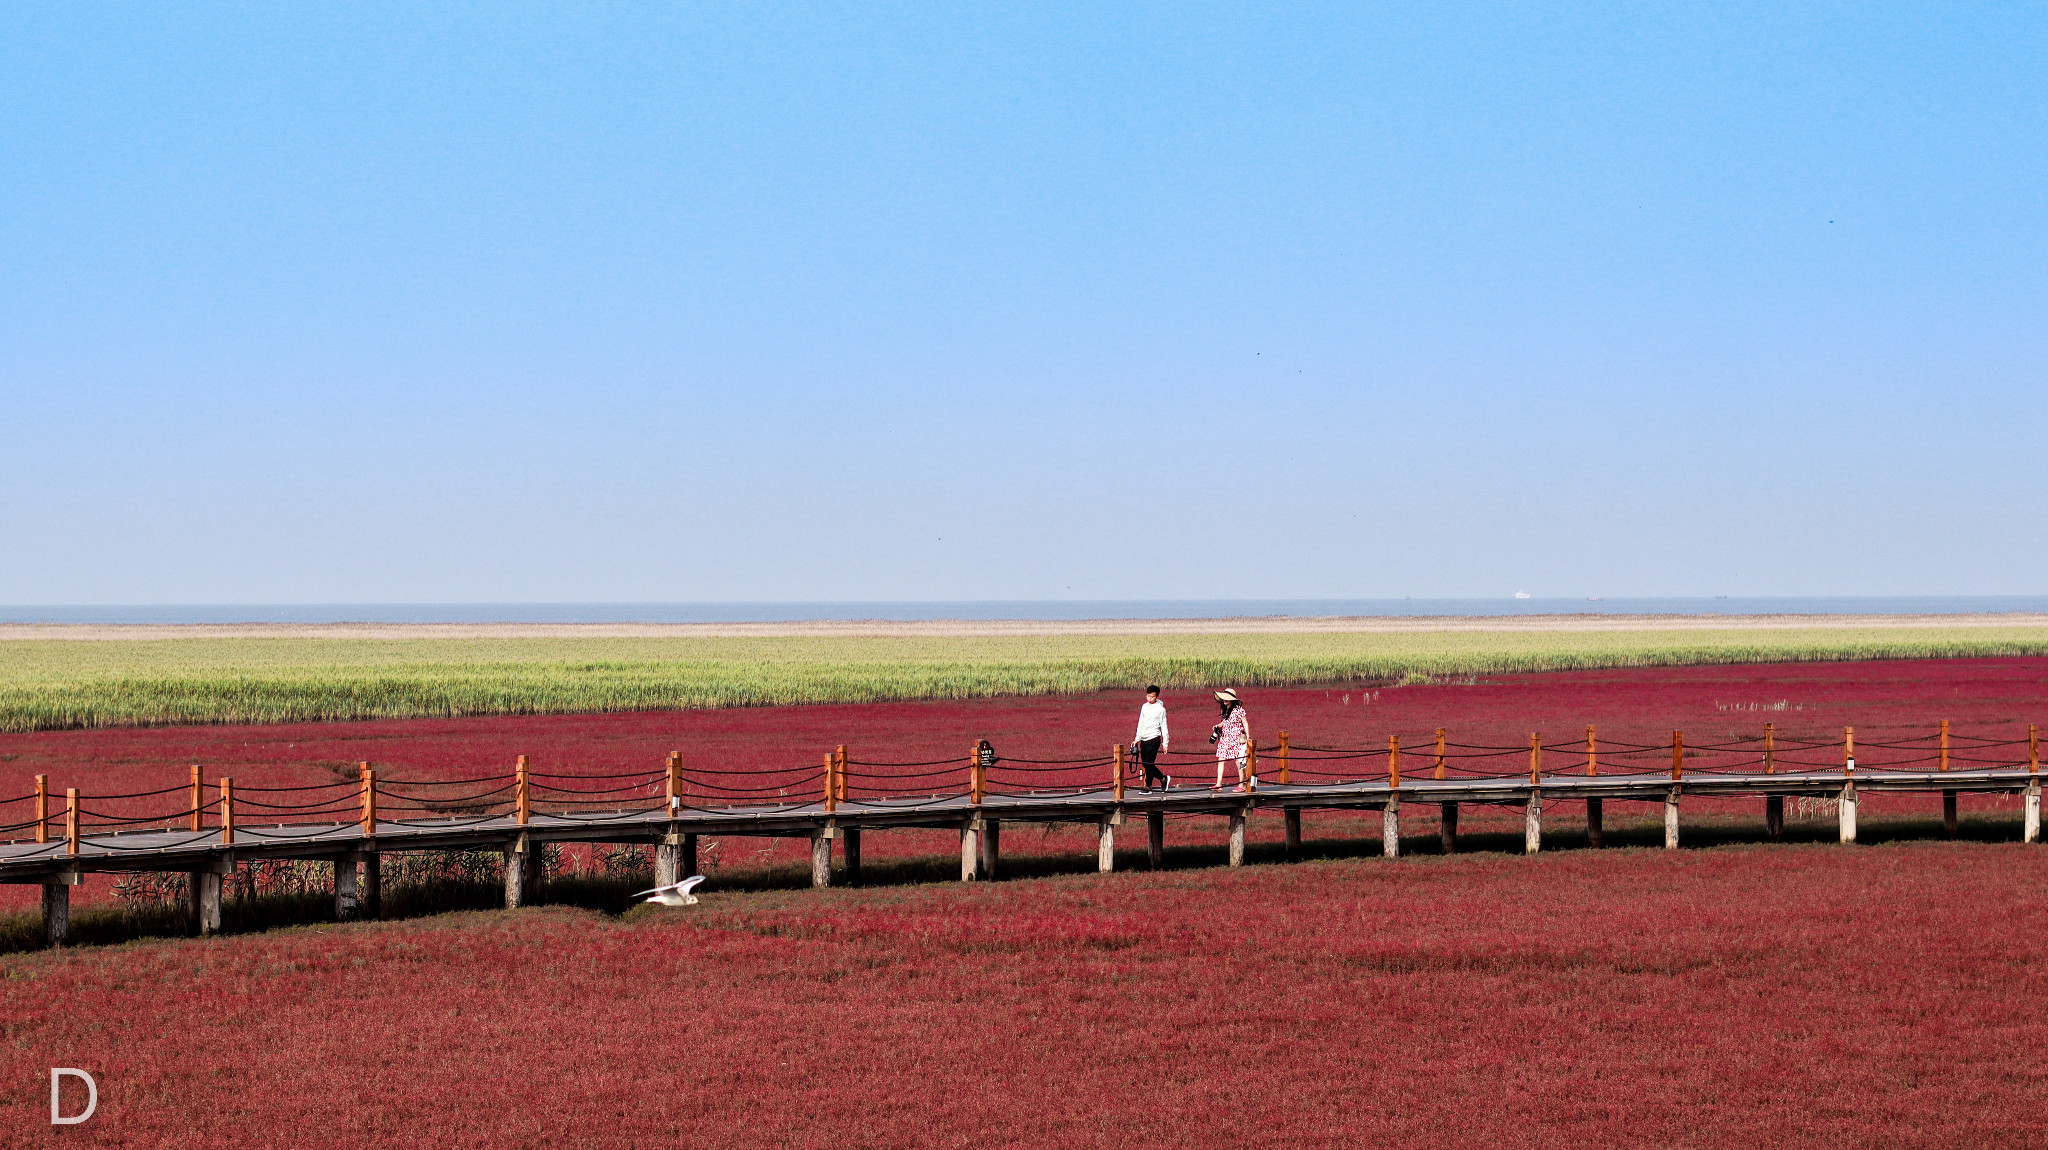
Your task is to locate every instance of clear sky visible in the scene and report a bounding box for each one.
[2,3,2042,604]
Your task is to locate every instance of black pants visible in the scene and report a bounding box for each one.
[1136,737,1166,787]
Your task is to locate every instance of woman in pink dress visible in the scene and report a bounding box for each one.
[1209,689,1251,791]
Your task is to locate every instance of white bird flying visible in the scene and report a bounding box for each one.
[634,875,706,907]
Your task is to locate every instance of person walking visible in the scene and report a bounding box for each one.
[1209,689,1251,791]
[1131,685,1171,791]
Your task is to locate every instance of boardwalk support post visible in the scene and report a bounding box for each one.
[1147,811,1164,869]
[1524,791,1542,855]
[195,862,225,936]
[1839,782,1858,844]
[810,825,833,889]
[1441,802,1459,853]
[1097,817,1115,873]
[656,831,696,887]
[960,817,982,882]
[1283,807,1301,859]
[655,836,676,888]
[334,853,360,920]
[1382,798,1401,859]
[979,819,1001,880]
[843,827,861,886]
[1227,805,1247,867]
[504,833,539,908]
[42,871,78,948]
[362,853,380,920]
[1664,788,1681,850]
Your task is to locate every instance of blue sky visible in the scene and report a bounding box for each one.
[2,3,2042,603]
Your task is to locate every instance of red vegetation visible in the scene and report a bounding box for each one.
[6,841,2048,1148]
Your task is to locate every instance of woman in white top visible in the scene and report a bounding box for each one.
[1132,685,1170,790]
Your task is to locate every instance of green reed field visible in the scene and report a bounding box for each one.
[5,624,2048,732]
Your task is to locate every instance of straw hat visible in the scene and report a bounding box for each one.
[1214,689,1239,703]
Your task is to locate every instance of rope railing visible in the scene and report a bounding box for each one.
[8,721,2043,847]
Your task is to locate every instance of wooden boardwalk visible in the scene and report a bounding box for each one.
[6,723,2042,946]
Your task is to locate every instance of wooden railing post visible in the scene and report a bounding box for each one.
[1763,723,1782,840]
[1112,745,1126,803]
[1845,726,1856,776]
[1669,730,1682,781]
[1244,740,1258,791]
[1382,734,1402,859]
[1528,732,1541,786]
[221,778,235,846]
[2026,723,2041,844]
[822,753,838,813]
[1278,732,1290,785]
[359,762,377,836]
[836,744,849,803]
[515,755,531,825]
[1940,720,1957,838]
[1434,729,1445,780]
[190,764,204,831]
[34,775,48,844]
[65,788,79,857]
[969,745,984,806]
[666,751,682,814]
[1585,724,1602,848]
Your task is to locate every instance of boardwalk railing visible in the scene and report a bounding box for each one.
[5,722,2041,947]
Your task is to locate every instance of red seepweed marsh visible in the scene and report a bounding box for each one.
[4,841,2047,1148]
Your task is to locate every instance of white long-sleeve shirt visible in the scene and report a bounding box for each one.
[1133,699,1169,746]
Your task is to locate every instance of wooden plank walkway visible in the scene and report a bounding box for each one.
[6,722,2041,945]
[3,767,2043,881]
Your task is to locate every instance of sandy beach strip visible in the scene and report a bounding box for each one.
[4,613,2047,641]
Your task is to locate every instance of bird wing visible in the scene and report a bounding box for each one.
[632,876,704,899]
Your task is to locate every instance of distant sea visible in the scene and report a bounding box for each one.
[4,597,2046,625]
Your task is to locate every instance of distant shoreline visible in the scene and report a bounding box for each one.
[6,595,2048,628]
[8,613,2048,641]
